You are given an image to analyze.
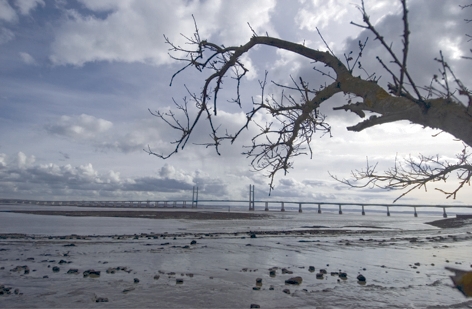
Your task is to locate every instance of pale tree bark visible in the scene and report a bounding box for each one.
[146,0,472,201]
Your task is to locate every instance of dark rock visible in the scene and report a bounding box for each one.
[95,297,108,302]
[252,286,261,290]
[43,275,49,278]
[176,278,184,284]
[269,285,274,290]
[190,240,197,245]
[153,275,160,280]
[58,260,69,265]
[250,234,257,238]
[122,287,135,293]
[134,278,140,283]
[52,266,60,272]
[83,269,100,278]
[414,262,421,266]
[10,265,29,274]
[285,276,303,285]
[64,243,76,247]
[339,272,348,279]
[330,272,339,276]
[357,274,366,282]
[106,267,116,274]
[316,273,324,279]
[250,304,260,308]
[281,268,293,274]
[256,278,263,284]
[67,268,79,274]
[308,266,315,272]
[319,269,327,274]
[186,273,194,277]
[283,288,290,294]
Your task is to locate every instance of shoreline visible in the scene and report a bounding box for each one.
[3,209,471,229]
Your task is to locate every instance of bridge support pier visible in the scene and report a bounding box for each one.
[361,205,365,215]
[281,202,285,212]
[387,206,391,216]
[264,202,269,211]
[414,207,418,217]
[298,203,302,213]
[317,203,321,214]
[443,207,447,218]
[338,204,343,215]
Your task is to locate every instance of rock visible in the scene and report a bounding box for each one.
[339,272,348,279]
[43,275,49,278]
[414,262,421,266]
[67,268,79,274]
[58,259,69,265]
[95,297,108,302]
[316,273,324,279]
[308,266,315,272]
[252,286,261,290]
[154,275,160,280]
[176,278,184,284]
[186,273,194,277]
[285,276,303,285]
[269,269,276,277]
[52,266,60,272]
[106,268,116,274]
[319,269,327,274]
[256,278,263,284]
[269,285,274,290]
[250,304,260,308]
[250,233,257,238]
[357,274,366,282]
[281,268,293,274]
[190,240,197,245]
[83,269,100,278]
[10,265,29,274]
[134,278,140,283]
[330,272,339,276]
[283,288,290,294]
[122,287,135,293]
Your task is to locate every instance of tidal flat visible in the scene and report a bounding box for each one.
[0,206,471,308]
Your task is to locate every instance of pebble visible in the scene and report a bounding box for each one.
[67,268,79,274]
[250,304,260,308]
[95,297,108,302]
[339,272,348,279]
[308,266,315,272]
[316,273,324,279]
[190,240,197,245]
[154,275,160,280]
[357,274,366,282]
[52,266,60,272]
[285,276,303,285]
[83,270,100,278]
[134,278,140,283]
[283,288,290,294]
[176,278,184,284]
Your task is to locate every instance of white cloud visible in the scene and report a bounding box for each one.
[19,52,36,65]
[0,0,18,23]
[49,0,277,66]
[14,0,45,15]
[45,114,113,140]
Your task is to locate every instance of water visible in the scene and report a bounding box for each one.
[0,204,471,308]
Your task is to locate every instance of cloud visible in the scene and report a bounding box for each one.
[19,52,36,65]
[14,0,45,15]
[45,114,113,140]
[49,0,276,66]
[0,0,18,23]
[0,152,200,199]
[0,28,14,44]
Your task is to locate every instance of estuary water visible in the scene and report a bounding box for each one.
[0,204,471,308]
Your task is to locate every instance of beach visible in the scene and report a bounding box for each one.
[0,206,471,308]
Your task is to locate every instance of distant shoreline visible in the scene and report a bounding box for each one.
[1,210,270,220]
[3,209,471,229]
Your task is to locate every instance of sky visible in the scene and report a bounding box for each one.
[1,0,471,205]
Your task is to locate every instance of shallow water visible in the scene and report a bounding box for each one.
[0,205,471,308]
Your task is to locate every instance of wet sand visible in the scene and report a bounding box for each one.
[1,209,472,308]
